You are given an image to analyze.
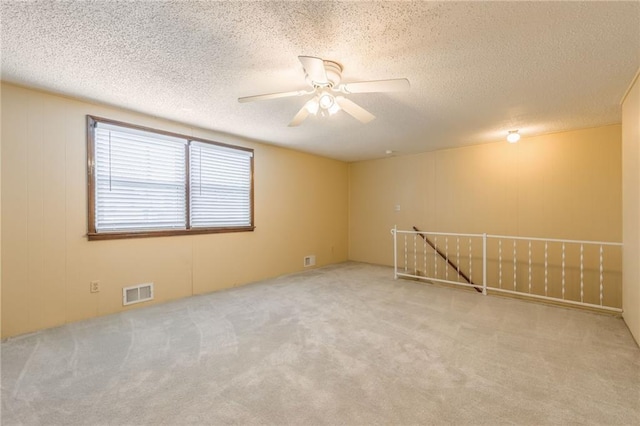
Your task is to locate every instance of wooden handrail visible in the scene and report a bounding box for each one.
[412,226,482,293]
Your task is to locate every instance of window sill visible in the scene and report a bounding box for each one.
[87,226,255,241]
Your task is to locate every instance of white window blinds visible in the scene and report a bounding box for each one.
[94,123,187,232]
[189,141,253,228]
[89,117,254,238]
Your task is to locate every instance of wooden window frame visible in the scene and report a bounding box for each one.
[87,115,255,241]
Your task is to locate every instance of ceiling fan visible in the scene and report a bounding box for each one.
[238,56,410,127]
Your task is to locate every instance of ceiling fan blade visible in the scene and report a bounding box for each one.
[238,90,310,103]
[288,102,313,127]
[339,78,410,94]
[335,96,375,123]
[298,56,328,83]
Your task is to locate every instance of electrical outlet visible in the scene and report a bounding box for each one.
[90,281,100,293]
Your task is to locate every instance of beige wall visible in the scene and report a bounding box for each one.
[1,83,349,338]
[1,81,629,339]
[349,125,622,266]
[0,83,3,335]
[622,70,640,345]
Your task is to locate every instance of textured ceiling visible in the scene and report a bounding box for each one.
[2,1,639,162]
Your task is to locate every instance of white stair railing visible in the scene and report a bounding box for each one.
[390,226,623,313]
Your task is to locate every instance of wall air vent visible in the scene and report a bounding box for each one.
[122,283,154,306]
[304,255,316,267]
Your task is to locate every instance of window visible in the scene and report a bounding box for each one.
[87,116,254,240]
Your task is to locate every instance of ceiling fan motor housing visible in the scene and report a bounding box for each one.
[307,60,342,88]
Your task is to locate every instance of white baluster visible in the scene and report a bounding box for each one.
[445,237,449,281]
[414,234,417,275]
[456,237,460,282]
[468,238,473,283]
[423,239,427,278]
[562,243,566,299]
[499,239,503,288]
[434,236,438,278]
[513,240,517,291]
[599,245,604,306]
[580,244,584,303]
[404,235,408,272]
[544,242,548,297]
[528,241,532,294]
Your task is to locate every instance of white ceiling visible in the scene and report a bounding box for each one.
[2,1,639,162]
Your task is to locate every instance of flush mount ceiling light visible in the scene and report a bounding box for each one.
[507,130,521,143]
[238,56,411,126]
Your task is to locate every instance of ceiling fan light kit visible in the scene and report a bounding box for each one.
[238,56,410,127]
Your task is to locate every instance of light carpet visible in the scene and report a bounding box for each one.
[2,262,639,425]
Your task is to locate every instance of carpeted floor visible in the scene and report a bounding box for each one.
[2,262,639,425]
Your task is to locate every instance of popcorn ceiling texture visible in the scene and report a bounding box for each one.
[1,1,638,161]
